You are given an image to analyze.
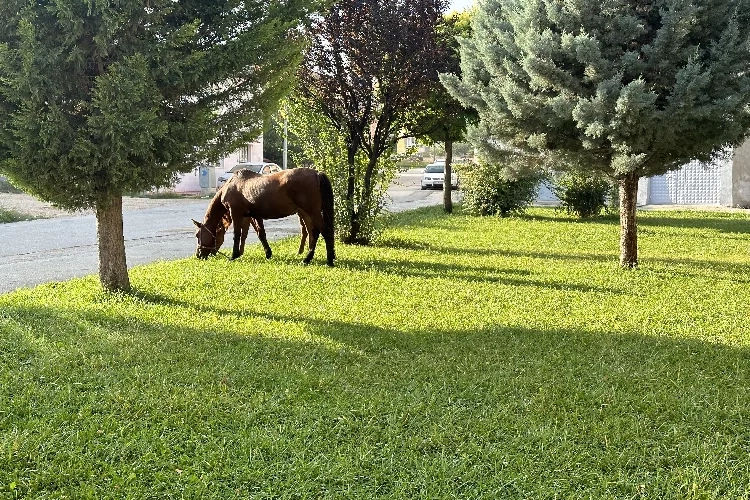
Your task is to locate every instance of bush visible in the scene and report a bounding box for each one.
[551,171,611,218]
[459,162,542,217]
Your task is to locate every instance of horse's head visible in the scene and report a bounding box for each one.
[192,219,225,259]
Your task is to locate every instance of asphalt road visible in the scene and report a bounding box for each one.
[0,169,455,294]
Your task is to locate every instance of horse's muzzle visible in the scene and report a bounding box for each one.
[195,248,214,260]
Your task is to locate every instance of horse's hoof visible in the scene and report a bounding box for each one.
[265,251,272,259]
[327,261,334,267]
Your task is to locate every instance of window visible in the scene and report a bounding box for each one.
[238,145,249,162]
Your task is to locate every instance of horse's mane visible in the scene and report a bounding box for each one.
[221,212,232,230]
[235,169,261,181]
[204,186,230,231]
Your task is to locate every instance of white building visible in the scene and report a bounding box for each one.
[537,140,750,208]
[171,136,264,194]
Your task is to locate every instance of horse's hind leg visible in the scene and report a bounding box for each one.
[239,217,252,256]
[298,210,319,265]
[301,212,334,267]
[298,216,309,255]
[321,222,335,267]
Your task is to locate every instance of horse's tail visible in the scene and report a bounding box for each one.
[318,171,334,232]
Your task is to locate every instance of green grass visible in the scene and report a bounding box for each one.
[2,207,750,498]
[0,208,38,223]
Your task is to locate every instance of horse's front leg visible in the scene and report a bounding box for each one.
[239,218,251,255]
[253,218,273,259]
[229,208,245,260]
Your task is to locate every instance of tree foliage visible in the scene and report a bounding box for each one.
[298,0,447,244]
[285,94,394,243]
[460,160,542,217]
[263,112,302,169]
[443,0,750,266]
[407,10,477,214]
[0,0,325,290]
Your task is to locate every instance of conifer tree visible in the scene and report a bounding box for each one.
[443,0,750,267]
[0,0,324,291]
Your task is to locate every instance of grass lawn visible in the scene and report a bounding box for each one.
[1,206,749,498]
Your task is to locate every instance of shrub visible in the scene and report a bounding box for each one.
[459,162,542,217]
[551,171,610,218]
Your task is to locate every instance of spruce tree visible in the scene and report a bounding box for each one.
[0,0,324,291]
[443,0,750,267]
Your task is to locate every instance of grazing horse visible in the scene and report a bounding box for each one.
[192,208,310,259]
[193,168,335,266]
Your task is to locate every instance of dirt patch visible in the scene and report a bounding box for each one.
[0,193,203,219]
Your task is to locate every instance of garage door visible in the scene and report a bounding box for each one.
[647,161,723,205]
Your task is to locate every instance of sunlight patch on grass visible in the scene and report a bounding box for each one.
[2,206,750,498]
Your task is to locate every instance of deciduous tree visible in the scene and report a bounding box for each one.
[408,11,476,214]
[298,0,447,244]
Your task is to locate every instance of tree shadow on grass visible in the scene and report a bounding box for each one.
[333,257,623,294]
[376,222,749,279]
[638,212,750,234]
[523,208,750,234]
[4,296,750,496]
[376,236,616,265]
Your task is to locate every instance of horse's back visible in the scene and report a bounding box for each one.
[224,168,321,219]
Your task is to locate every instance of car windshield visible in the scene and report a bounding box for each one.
[230,164,264,174]
[424,164,444,173]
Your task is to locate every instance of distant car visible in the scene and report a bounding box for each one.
[420,161,458,190]
[217,162,282,188]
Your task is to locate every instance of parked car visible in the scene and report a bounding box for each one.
[217,162,282,188]
[420,161,458,190]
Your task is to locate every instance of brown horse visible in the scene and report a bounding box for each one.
[193,208,310,259]
[193,168,335,266]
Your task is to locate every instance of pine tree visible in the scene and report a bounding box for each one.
[0,0,325,291]
[443,0,750,267]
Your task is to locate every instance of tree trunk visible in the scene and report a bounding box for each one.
[345,143,359,244]
[96,194,130,292]
[443,139,453,214]
[618,172,639,268]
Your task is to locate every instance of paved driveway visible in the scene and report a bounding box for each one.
[0,169,456,294]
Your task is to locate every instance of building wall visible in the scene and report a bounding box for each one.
[537,139,750,207]
[637,159,725,205]
[638,140,750,207]
[172,136,264,194]
[724,140,750,207]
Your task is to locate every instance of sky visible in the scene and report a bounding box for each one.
[449,0,474,12]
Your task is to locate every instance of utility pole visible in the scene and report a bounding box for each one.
[283,105,288,170]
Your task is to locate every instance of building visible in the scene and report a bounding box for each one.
[538,140,750,208]
[171,136,264,194]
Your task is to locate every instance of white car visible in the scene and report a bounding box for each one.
[420,162,458,190]
[217,162,282,188]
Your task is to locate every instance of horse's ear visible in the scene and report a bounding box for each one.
[192,219,202,228]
